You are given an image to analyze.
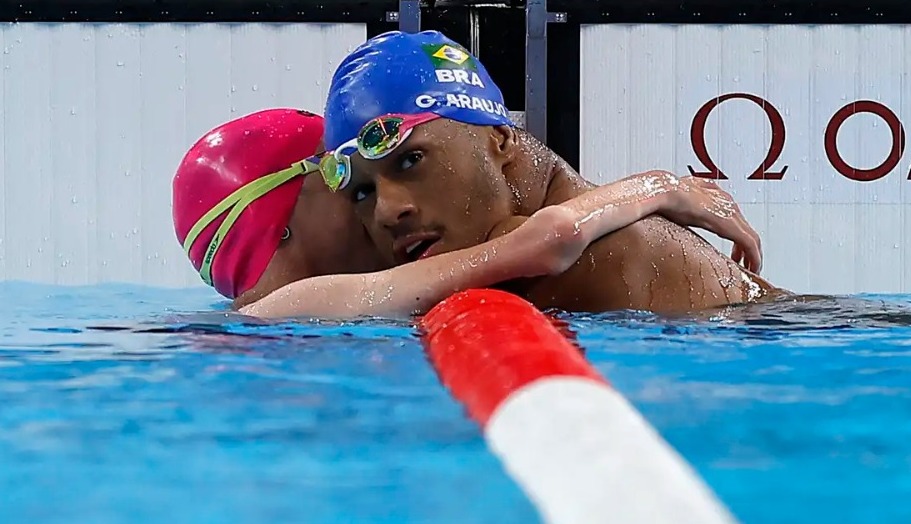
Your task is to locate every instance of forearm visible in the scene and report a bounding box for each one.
[239,228,538,319]
[562,170,765,273]
[240,171,678,320]
[561,170,675,246]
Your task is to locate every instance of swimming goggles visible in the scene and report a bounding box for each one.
[320,112,440,192]
[182,157,320,286]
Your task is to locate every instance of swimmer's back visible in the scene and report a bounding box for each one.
[497,172,779,314]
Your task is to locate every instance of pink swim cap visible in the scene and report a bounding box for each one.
[172,108,324,298]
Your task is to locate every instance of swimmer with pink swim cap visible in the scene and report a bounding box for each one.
[173,109,385,309]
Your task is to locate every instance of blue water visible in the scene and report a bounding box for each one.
[2,282,911,523]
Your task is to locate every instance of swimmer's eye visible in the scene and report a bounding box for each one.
[352,183,375,204]
[398,150,424,171]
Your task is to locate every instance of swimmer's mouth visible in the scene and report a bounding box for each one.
[394,233,441,264]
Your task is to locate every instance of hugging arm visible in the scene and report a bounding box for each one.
[566,171,763,273]
[239,170,761,319]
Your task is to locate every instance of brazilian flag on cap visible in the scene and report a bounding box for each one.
[422,43,477,70]
[324,30,514,151]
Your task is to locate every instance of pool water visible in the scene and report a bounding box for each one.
[2,282,910,524]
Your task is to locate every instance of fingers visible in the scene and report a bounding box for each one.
[731,216,762,274]
[699,179,763,273]
[731,244,743,265]
[738,213,763,273]
[676,175,765,274]
[747,225,763,274]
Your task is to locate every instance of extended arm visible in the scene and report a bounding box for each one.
[239,170,760,319]
[563,171,762,272]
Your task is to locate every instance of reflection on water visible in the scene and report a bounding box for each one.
[2,284,911,524]
[0,285,533,524]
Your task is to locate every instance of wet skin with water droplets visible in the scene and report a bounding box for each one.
[492,164,781,315]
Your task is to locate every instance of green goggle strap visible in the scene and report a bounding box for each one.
[182,159,318,286]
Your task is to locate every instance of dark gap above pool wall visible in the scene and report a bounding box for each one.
[5,0,906,172]
[3,1,909,23]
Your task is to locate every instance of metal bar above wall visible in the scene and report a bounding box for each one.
[468,7,481,57]
[525,0,548,144]
[399,0,422,33]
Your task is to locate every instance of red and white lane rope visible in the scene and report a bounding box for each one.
[420,288,737,524]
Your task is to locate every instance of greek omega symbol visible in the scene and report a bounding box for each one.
[824,100,905,182]
[686,93,911,182]
[687,93,787,181]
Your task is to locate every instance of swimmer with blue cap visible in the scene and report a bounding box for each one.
[320,30,786,314]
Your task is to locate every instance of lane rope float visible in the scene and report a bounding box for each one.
[420,288,737,524]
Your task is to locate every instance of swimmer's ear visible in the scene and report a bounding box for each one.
[488,125,519,164]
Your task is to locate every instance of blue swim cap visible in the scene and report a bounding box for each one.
[324,30,514,150]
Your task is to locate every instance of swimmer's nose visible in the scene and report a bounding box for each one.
[374,179,419,231]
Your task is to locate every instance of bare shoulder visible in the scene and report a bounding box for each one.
[617,215,778,311]
[542,165,596,207]
[517,163,777,313]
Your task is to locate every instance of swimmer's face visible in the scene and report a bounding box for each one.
[342,119,516,266]
[235,173,387,307]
